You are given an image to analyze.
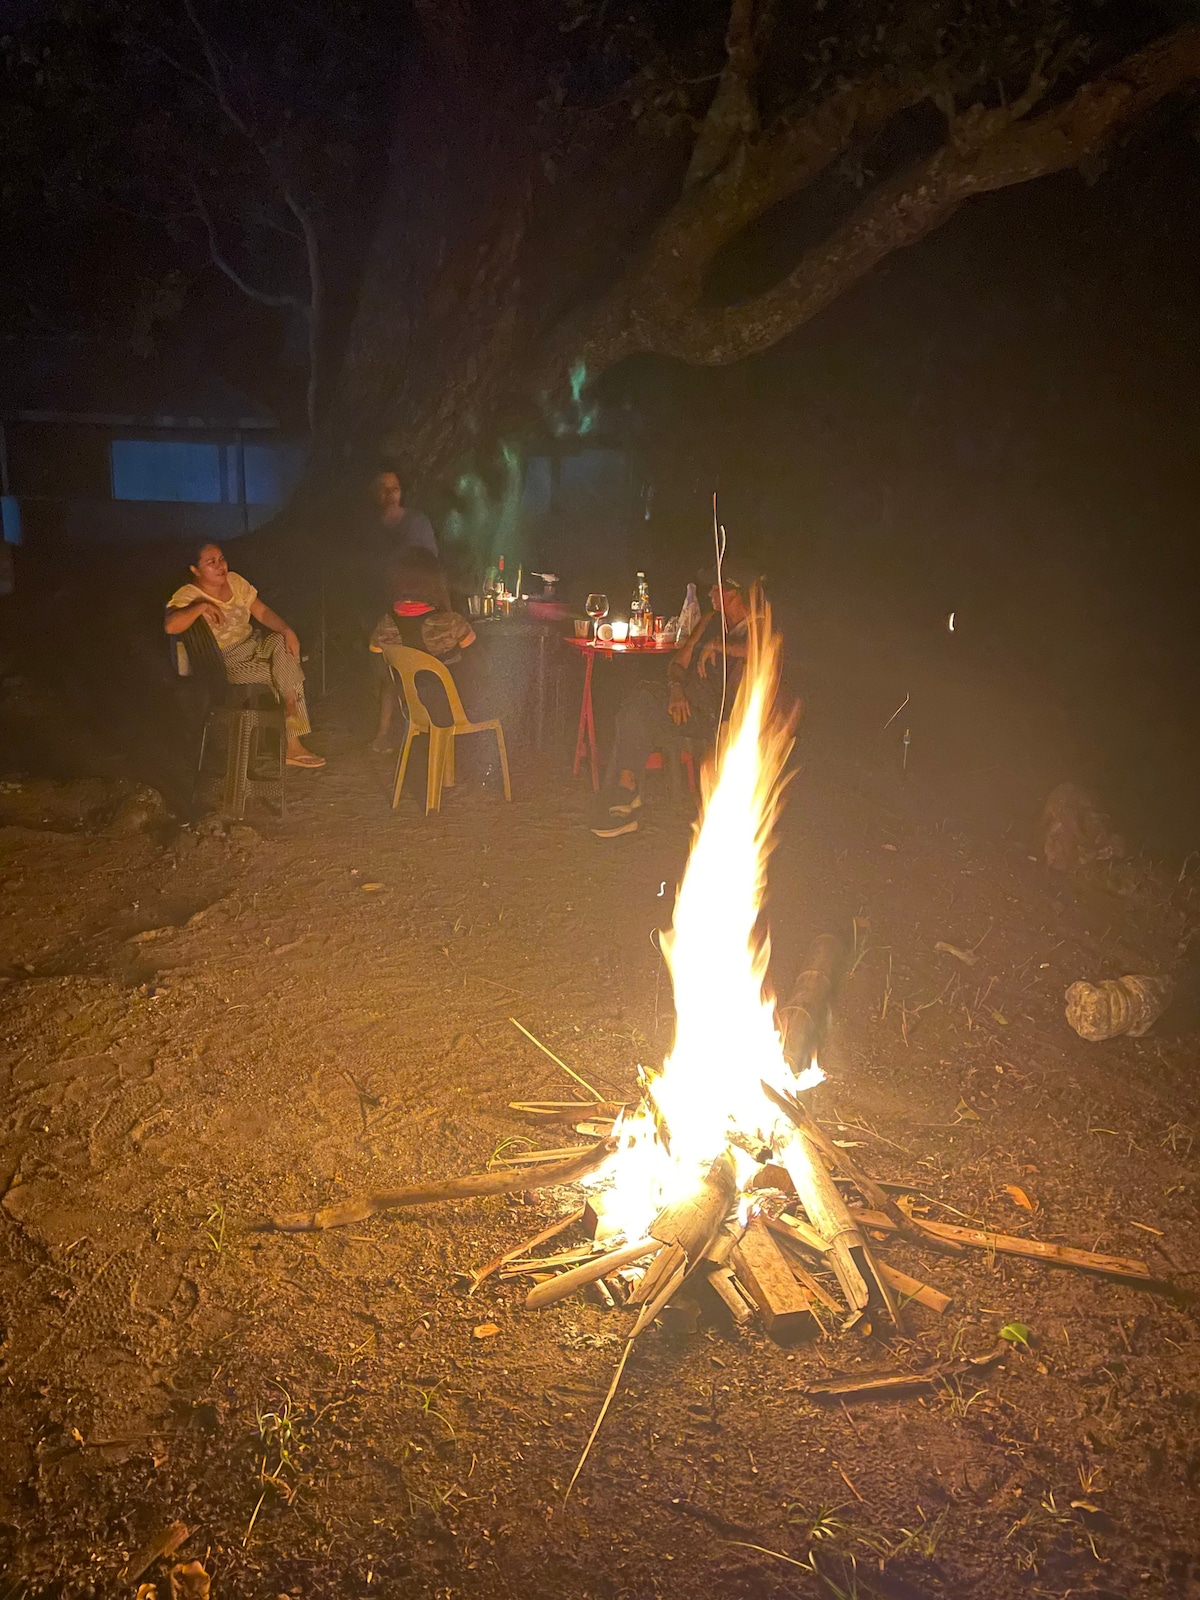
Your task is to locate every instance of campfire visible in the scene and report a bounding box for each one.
[272,593,1164,1482]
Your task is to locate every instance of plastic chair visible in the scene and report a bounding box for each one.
[381,641,511,814]
[176,619,286,819]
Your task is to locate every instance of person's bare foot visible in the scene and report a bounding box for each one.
[369,735,395,754]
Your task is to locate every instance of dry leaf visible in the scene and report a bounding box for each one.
[472,1322,501,1339]
[1003,1184,1035,1211]
[169,1562,210,1600]
[136,1587,157,1600]
[361,882,384,892]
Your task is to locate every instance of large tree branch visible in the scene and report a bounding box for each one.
[189,179,304,310]
[684,0,759,190]
[555,23,1200,380]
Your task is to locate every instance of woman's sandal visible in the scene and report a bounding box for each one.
[286,752,326,768]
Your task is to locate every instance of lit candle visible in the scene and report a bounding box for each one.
[611,618,629,642]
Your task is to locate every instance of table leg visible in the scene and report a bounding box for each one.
[535,630,547,753]
[573,650,597,786]
[586,666,599,791]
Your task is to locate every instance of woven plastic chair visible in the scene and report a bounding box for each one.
[177,619,286,819]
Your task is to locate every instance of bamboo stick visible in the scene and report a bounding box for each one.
[469,1206,585,1294]
[525,1235,660,1309]
[779,933,848,1073]
[271,1138,617,1232]
[762,1080,965,1257]
[854,1208,1157,1283]
[774,1124,871,1312]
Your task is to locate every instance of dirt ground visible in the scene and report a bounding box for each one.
[1,613,1198,1600]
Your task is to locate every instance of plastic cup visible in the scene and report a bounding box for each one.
[573,619,589,638]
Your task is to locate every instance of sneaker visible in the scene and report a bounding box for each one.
[607,791,642,817]
[590,816,640,839]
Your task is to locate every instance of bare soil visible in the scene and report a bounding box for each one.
[1,615,1198,1600]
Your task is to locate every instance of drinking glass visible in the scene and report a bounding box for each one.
[585,593,609,642]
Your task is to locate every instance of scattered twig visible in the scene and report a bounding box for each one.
[509,1018,602,1098]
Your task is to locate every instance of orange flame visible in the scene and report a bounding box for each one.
[590,592,822,1239]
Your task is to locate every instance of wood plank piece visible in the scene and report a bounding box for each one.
[765,1219,844,1312]
[876,1260,951,1315]
[732,1216,821,1339]
[855,1209,1154,1281]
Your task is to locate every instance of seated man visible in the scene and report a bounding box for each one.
[590,569,756,838]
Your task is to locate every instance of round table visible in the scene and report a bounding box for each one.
[563,635,677,791]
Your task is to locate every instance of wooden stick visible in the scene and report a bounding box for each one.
[509,1100,625,1121]
[630,1260,688,1336]
[566,1335,633,1500]
[525,1235,660,1309]
[775,1211,831,1255]
[500,1244,607,1275]
[854,1208,1157,1282]
[650,1150,739,1259]
[490,1145,599,1167]
[708,1266,755,1323]
[876,1261,951,1315]
[806,1343,1006,1403]
[763,1080,965,1258]
[271,1138,617,1232]
[765,1219,844,1312]
[469,1206,585,1294]
[774,1119,902,1326]
[774,1124,871,1312]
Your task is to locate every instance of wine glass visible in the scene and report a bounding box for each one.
[585,593,609,642]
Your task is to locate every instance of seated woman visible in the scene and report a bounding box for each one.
[369,548,479,751]
[164,542,325,768]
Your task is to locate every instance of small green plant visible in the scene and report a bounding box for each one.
[867,1508,948,1563]
[999,1321,1032,1349]
[408,1379,457,1441]
[784,1502,849,1543]
[204,1204,227,1254]
[939,1382,988,1419]
[1162,1121,1193,1156]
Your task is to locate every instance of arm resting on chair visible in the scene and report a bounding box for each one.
[165,598,223,634]
[250,597,300,659]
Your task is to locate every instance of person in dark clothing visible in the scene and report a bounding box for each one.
[590,572,756,838]
[369,549,486,750]
[372,469,438,560]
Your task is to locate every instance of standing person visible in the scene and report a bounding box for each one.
[165,542,326,768]
[589,569,758,838]
[371,468,438,561]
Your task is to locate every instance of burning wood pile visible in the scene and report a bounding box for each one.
[271,593,1165,1477]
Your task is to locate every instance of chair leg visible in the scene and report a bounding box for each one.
[432,732,451,819]
[443,732,455,788]
[494,724,512,801]
[393,726,418,808]
[222,712,253,819]
[192,713,213,812]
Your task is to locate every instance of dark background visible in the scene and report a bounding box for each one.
[2,0,1198,857]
